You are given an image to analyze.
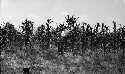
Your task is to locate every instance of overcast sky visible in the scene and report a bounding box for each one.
[0,0,125,30]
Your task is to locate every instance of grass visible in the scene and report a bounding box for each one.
[1,45,124,74]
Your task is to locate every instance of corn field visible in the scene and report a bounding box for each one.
[0,15,125,74]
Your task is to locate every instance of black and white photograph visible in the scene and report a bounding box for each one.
[0,0,125,74]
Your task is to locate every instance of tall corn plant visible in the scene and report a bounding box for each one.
[65,15,79,52]
[35,24,45,44]
[92,23,100,48]
[65,15,79,30]
[0,25,7,51]
[21,18,34,48]
[35,19,53,50]
[1,22,17,49]
[113,21,117,51]
[80,22,87,52]
[121,26,125,57]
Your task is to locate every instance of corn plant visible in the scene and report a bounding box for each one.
[20,18,34,48]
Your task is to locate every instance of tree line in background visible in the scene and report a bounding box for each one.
[0,15,125,57]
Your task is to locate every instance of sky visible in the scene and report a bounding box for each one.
[0,0,125,31]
